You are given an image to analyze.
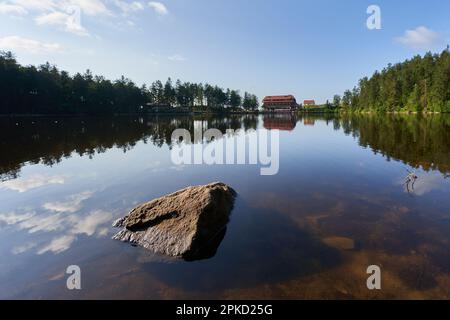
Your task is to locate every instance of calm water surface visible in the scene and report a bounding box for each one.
[0,114,449,299]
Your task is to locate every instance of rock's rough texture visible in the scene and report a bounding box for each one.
[113,182,236,260]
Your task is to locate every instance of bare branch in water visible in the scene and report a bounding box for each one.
[403,170,418,194]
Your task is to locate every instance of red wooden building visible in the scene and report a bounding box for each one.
[303,100,316,107]
[262,95,298,112]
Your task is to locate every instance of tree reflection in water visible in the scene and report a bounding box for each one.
[1,113,448,182]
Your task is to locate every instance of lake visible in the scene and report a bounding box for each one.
[0,113,449,299]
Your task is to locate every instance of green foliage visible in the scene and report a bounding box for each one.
[0,51,256,114]
[342,90,352,109]
[242,92,259,110]
[229,90,242,109]
[338,48,450,113]
[332,95,341,108]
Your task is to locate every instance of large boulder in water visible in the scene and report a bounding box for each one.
[113,182,236,260]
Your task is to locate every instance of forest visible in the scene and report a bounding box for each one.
[334,48,450,113]
[0,51,259,115]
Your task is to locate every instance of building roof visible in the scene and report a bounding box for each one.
[263,95,297,103]
[303,100,316,105]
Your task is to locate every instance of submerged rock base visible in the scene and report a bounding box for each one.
[113,182,236,260]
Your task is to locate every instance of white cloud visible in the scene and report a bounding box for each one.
[409,173,445,196]
[1,206,113,237]
[148,1,167,15]
[2,0,113,15]
[0,0,167,36]
[0,212,34,225]
[10,0,56,12]
[396,26,443,49]
[0,173,66,192]
[0,2,27,14]
[43,191,93,213]
[71,210,113,236]
[69,0,110,16]
[2,200,113,255]
[97,227,109,237]
[35,11,88,36]
[18,212,67,233]
[114,0,144,14]
[168,54,187,62]
[398,172,447,196]
[6,0,109,15]
[37,235,76,254]
[0,0,110,36]
[12,242,36,255]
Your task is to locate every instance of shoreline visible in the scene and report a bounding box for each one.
[0,110,261,118]
[337,110,448,115]
[299,109,448,115]
[0,110,448,118]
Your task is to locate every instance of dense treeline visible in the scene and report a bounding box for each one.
[0,51,259,115]
[334,48,450,112]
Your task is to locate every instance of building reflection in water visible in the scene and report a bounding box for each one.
[303,118,316,126]
[263,114,297,131]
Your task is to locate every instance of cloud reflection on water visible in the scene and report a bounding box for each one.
[0,174,66,192]
[0,190,114,255]
[43,191,93,213]
[398,172,447,196]
[410,173,446,196]
[12,242,37,255]
[37,235,76,255]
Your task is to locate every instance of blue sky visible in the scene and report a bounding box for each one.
[0,0,449,103]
